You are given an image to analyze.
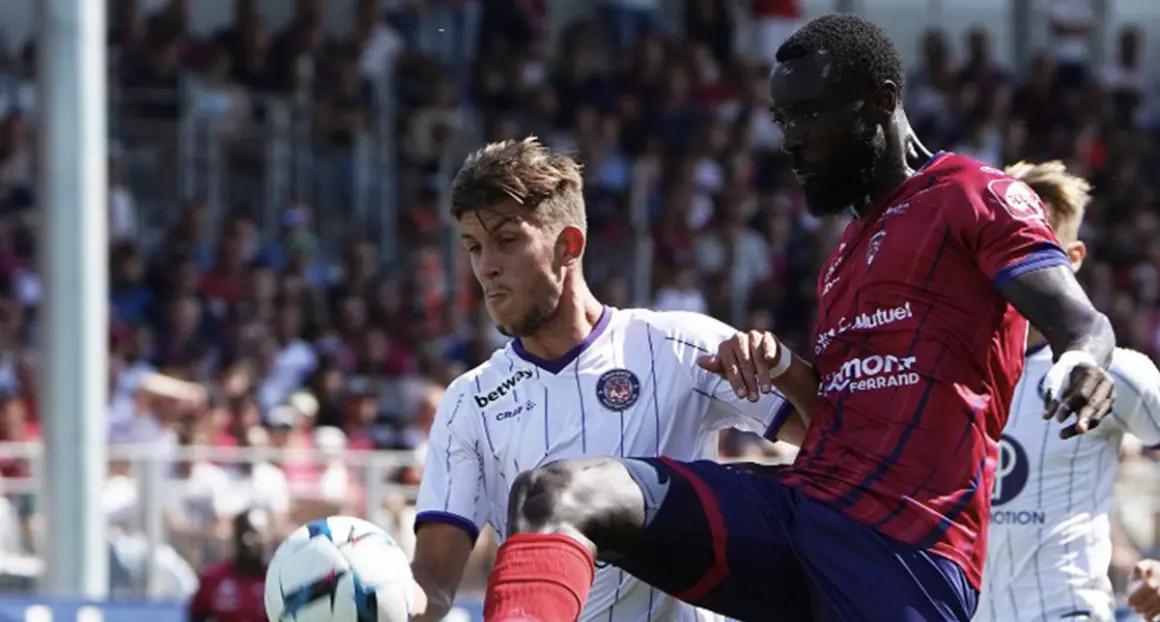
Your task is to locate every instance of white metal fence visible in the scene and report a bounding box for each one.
[0,441,425,600]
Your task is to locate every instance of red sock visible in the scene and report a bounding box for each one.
[483,533,596,622]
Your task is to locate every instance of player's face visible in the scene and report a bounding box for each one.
[458,203,565,338]
[769,51,887,216]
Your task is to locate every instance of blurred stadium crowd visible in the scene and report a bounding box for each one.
[0,0,1153,611]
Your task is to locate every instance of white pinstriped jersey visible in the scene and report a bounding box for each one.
[416,307,791,622]
[977,345,1160,622]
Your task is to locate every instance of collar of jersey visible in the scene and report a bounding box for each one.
[511,305,614,374]
[916,150,949,175]
[850,151,950,232]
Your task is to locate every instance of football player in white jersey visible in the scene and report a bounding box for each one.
[409,137,804,622]
[976,160,1160,622]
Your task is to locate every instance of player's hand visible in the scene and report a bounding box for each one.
[1128,559,1160,620]
[1042,358,1114,439]
[696,330,780,402]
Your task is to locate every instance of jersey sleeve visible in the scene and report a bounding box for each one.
[414,384,486,541]
[952,172,1071,288]
[653,311,794,439]
[1100,350,1160,447]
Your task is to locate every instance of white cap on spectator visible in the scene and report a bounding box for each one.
[314,426,348,458]
[266,405,299,429]
[288,391,319,419]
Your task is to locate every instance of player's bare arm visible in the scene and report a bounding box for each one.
[411,524,472,622]
[1000,265,1116,438]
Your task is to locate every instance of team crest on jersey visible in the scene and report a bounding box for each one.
[866,230,887,266]
[987,177,1046,223]
[596,369,640,411]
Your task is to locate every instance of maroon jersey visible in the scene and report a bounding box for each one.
[781,152,1070,589]
[189,561,267,622]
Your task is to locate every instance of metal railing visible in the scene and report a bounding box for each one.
[0,440,1154,613]
[0,441,424,599]
[112,69,405,266]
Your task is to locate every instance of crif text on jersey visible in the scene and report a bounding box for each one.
[474,370,534,408]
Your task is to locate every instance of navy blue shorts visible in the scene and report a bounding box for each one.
[616,458,978,622]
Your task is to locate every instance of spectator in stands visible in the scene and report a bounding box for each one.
[201,217,254,310]
[907,30,955,146]
[155,295,210,373]
[956,26,1009,110]
[264,402,316,500]
[305,425,360,516]
[317,45,373,150]
[1048,0,1097,89]
[223,425,293,536]
[0,113,33,196]
[1009,51,1060,160]
[352,0,404,84]
[954,111,1004,165]
[106,457,200,600]
[167,418,233,569]
[110,242,156,329]
[266,3,325,94]
[121,29,183,119]
[256,302,316,411]
[653,264,708,314]
[694,189,770,325]
[600,0,661,52]
[257,205,310,274]
[108,0,142,62]
[0,389,36,479]
[748,0,802,67]
[476,0,544,59]
[1102,27,1148,127]
[214,0,265,88]
[684,0,733,65]
[144,0,188,47]
[0,297,28,397]
[189,507,273,622]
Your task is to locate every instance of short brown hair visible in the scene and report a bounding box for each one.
[1004,160,1091,244]
[450,136,586,232]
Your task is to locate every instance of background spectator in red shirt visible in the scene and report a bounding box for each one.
[188,507,273,622]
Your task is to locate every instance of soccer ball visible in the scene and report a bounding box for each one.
[264,516,415,622]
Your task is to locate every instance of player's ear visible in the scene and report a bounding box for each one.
[1067,241,1087,272]
[557,225,586,266]
[872,80,901,119]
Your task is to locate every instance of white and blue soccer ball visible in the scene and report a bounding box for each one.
[264,516,415,622]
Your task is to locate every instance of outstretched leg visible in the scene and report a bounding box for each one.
[507,457,647,555]
[485,457,814,622]
[484,458,643,622]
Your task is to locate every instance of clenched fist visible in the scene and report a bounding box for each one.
[1129,559,1160,621]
